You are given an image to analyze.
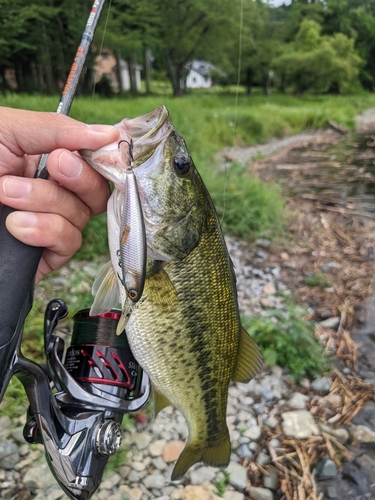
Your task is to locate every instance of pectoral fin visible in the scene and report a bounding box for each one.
[90,261,119,316]
[232,326,263,383]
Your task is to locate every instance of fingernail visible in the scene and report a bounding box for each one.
[87,124,117,135]
[11,212,37,228]
[59,151,83,178]
[3,177,31,198]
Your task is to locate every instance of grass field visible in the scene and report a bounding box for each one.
[2,89,375,245]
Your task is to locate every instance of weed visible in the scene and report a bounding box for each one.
[304,272,332,288]
[214,471,230,497]
[243,300,330,382]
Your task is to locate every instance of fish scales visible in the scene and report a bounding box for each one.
[79,106,263,480]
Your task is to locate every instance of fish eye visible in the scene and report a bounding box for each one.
[173,154,191,175]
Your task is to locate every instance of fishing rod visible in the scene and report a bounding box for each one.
[0,2,150,499]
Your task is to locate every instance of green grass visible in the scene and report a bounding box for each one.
[304,272,332,288]
[243,299,330,382]
[2,89,375,247]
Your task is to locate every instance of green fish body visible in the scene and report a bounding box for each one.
[80,106,263,480]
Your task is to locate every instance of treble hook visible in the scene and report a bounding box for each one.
[118,139,134,167]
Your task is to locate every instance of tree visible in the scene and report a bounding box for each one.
[272,19,362,95]
[153,0,237,97]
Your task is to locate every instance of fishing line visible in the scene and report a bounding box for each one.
[92,0,113,99]
[220,0,244,227]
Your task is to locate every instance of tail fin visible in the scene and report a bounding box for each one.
[171,431,231,481]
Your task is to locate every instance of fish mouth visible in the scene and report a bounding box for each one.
[126,106,173,167]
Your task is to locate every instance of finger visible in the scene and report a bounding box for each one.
[5,211,82,282]
[0,107,119,174]
[0,176,91,231]
[47,149,111,216]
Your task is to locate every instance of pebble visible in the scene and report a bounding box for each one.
[190,467,216,485]
[243,425,261,440]
[263,466,279,490]
[287,392,310,409]
[149,439,166,456]
[225,462,248,490]
[349,424,375,445]
[311,376,332,393]
[247,486,274,500]
[223,492,245,500]
[163,441,185,463]
[316,456,338,479]
[281,410,320,439]
[255,238,271,248]
[319,317,340,329]
[3,235,375,500]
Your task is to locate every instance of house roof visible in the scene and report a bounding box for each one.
[186,60,225,78]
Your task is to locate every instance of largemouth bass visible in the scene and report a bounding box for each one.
[80,106,263,480]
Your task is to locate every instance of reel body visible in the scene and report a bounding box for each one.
[16,299,150,500]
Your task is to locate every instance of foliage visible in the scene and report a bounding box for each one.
[304,272,332,288]
[272,19,362,94]
[243,301,330,382]
[214,471,230,497]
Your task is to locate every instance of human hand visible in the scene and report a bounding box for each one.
[0,107,119,283]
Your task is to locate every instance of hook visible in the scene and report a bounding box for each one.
[118,139,134,167]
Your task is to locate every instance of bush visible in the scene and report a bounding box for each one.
[243,300,330,381]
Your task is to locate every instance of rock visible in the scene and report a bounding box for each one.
[263,283,276,295]
[262,466,279,490]
[190,466,216,485]
[0,436,20,469]
[11,426,26,443]
[325,484,337,499]
[269,439,281,449]
[143,472,165,489]
[264,416,278,429]
[223,492,245,500]
[132,431,153,449]
[243,425,261,441]
[319,423,349,445]
[0,416,12,431]
[149,439,167,457]
[316,456,338,479]
[349,424,375,445]
[225,462,248,491]
[247,486,274,500]
[256,451,271,466]
[118,485,142,500]
[163,441,185,463]
[311,377,332,393]
[237,444,254,459]
[281,410,320,439]
[321,262,341,272]
[319,317,340,329]
[23,463,56,492]
[171,489,184,500]
[131,461,147,472]
[152,456,167,470]
[255,239,271,248]
[287,392,309,409]
[353,454,375,483]
[180,485,221,500]
[100,473,122,490]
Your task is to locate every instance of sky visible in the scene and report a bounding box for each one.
[269,0,292,6]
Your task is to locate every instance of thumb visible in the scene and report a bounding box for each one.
[0,107,119,168]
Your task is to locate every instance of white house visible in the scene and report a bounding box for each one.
[186,60,215,89]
